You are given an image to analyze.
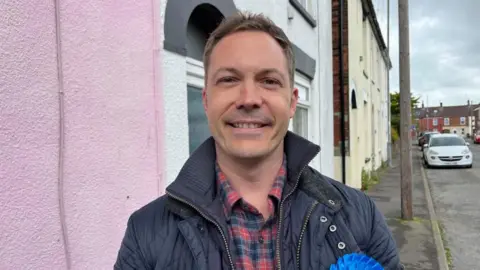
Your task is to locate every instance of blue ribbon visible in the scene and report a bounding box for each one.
[330,253,384,270]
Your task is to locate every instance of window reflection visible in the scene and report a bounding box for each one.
[187,85,211,153]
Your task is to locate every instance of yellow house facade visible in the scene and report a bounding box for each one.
[332,0,391,188]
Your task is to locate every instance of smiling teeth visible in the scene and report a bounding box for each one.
[233,123,262,128]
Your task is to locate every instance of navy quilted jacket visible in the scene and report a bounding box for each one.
[114,132,403,269]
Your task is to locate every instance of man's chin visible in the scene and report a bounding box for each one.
[228,148,270,159]
[224,141,275,159]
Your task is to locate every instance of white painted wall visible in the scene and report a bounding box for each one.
[160,0,334,185]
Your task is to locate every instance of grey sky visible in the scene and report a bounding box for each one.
[373,0,480,107]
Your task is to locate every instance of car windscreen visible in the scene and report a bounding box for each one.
[425,133,438,140]
[430,137,465,147]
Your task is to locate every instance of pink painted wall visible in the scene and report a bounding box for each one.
[0,0,164,269]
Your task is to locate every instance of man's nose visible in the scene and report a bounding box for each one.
[235,79,262,110]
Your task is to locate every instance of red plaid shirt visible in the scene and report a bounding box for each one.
[216,156,287,270]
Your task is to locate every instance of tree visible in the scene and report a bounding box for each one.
[390,92,420,134]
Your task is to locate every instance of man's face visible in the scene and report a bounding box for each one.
[203,31,298,159]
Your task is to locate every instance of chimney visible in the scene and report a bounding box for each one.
[440,102,443,107]
[468,100,470,106]
[422,101,424,108]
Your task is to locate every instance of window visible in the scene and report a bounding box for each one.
[293,107,308,138]
[444,117,450,126]
[433,118,438,126]
[460,117,466,125]
[430,136,465,147]
[291,73,311,139]
[298,0,317,19]
[186,58,210,153]
[187,85,210,153]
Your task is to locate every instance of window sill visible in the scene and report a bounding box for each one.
[289,0,317,28]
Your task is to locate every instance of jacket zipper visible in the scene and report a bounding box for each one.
[275,148,319,270]
[296,200,319,270]
[166,192,236,270]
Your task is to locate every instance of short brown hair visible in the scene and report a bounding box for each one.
[203,11,295,87]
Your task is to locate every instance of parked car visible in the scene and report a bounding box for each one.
[474,133,480,144]
[419,132,439,150]
[423,134,473,168]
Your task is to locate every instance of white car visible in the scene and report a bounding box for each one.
[423,134,473,168]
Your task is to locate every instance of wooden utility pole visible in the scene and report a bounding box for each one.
[398,0,413,220]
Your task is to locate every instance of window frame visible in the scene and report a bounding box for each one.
[444,117,450,126]
[460,117,466,125]
[186,58,208,154]
[186,57,205,89]
[289,0,317,27]
[290,73,312,140]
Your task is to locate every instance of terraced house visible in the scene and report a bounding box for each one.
[331,0,392,188]
[415,101,479,136]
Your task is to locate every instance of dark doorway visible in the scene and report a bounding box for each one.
[187,4,225,60]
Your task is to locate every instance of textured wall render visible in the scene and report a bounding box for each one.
[0,0,66,268]
[0,0,164,268]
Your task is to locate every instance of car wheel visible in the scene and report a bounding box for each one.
[423,158,430,168]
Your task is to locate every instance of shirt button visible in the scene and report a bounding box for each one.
[259,236,264,244]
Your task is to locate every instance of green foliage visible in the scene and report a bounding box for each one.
[390,92,420,134]
[391,126,400,142]
[361,168,379,191]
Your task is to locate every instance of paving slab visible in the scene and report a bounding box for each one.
[366,149,444,269]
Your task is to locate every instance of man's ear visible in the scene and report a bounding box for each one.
[202,88,208,111]
[290,88,299,118]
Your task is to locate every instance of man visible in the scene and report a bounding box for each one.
[115,12,402,270]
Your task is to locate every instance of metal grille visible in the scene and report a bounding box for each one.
[439,156,463,162]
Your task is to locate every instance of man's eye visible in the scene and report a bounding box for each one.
[218,77,238,83]
[263,78,281,86]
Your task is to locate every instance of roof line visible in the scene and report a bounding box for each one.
[361,0,392,69]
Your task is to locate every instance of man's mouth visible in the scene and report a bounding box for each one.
[227,122,269,129]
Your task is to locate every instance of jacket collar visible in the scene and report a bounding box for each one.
[165,131,321,213]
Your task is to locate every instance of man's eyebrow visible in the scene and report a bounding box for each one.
[212,67,241,78]
[257,68,286,81]
[212,67,286,81]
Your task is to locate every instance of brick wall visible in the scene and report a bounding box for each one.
[447,116,468,126]
[332,0,350,155]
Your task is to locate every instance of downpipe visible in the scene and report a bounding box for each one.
[339,0,347,184]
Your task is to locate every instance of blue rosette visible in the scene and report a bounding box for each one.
[330,253,384,270]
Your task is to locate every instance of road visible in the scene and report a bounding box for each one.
[423,141,480,269]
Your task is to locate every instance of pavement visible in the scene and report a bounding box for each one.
[423,141,480,270]
[366,147,444,270]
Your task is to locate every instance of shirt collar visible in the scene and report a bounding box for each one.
[216,154,287,217]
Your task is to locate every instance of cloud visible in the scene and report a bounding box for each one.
[374,0,480,106]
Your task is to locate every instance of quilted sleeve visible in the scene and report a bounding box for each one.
[365,196,404,270]
[114,214,150,270]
